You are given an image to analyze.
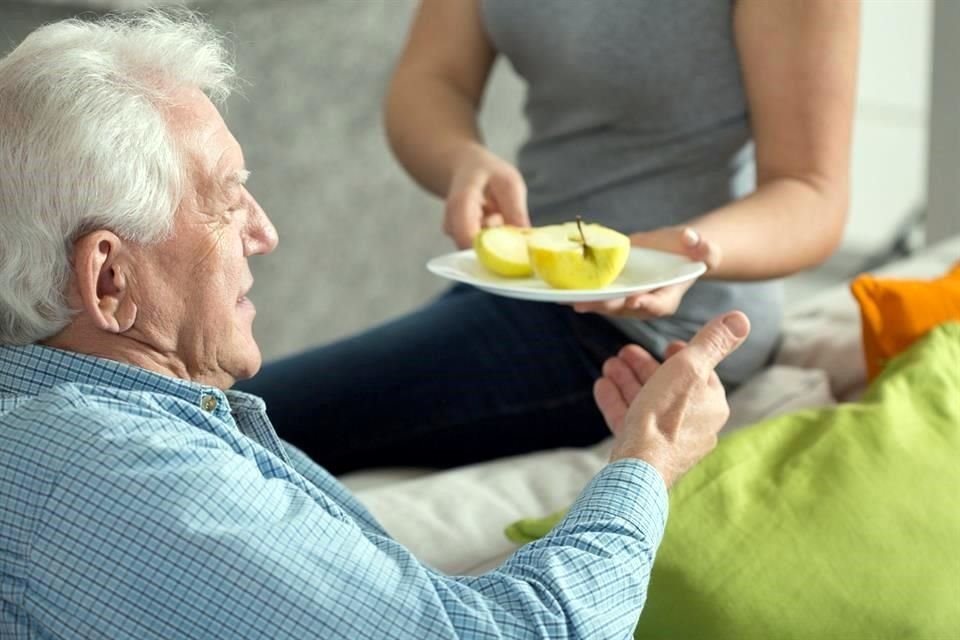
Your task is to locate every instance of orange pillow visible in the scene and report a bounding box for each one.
[851,261,960,380]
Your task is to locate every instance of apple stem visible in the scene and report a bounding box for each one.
[575,215,588,257]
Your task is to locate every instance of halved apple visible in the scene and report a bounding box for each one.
[473,225,533,277]
[527,219,630,289]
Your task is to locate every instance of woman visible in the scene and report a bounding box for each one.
[237,0,859,474]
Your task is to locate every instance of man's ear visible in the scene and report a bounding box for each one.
[71,231,138,334]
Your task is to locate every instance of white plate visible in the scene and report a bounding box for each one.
[426,248,707,303]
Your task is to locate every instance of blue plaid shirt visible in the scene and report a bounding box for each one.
[0,344,668,639]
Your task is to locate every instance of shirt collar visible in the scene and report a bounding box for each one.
[0,343,263,413]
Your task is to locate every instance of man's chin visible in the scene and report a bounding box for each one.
[226,342,262,387]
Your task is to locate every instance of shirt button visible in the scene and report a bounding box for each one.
[200,394,219,412]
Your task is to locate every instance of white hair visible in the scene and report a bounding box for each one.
[0,9,236,345]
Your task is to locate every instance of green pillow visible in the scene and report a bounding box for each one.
[506,322,960,639]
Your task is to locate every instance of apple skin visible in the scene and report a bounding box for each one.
[527,223,630,289]
[473,225,534,277]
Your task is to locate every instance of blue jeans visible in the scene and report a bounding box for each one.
[235,285,636,474]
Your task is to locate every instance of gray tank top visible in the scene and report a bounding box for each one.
[482,0,782,383]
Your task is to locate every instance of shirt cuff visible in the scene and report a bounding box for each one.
[561,459,669,549]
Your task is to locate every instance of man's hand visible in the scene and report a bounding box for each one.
[595,311,750,487]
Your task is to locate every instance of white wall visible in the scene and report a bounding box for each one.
[925,0,960,241]
[846,0,933,253]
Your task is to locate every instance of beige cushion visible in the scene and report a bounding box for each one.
[348,365,835,574]
[350,442,611,575]
[724,365,835,433]
[776,300,865,401]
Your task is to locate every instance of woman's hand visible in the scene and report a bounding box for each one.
[444,144,531,249]
[572,226,721,318]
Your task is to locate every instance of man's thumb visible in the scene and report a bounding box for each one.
[684,311,750,370]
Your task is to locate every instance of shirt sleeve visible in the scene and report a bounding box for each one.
[281,437,391,537]
[29,418,667,640]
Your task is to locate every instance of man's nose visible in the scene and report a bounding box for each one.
[245,198,279,256]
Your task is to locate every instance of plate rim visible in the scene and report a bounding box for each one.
[426,247,707,303]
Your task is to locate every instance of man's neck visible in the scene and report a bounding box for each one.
[44,323,232,390]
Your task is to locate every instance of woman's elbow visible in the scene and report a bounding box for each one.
[797,171,850,267]
[816,183,850,265]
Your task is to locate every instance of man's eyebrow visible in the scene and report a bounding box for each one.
[220,169,250,192]
[221,169,251,189]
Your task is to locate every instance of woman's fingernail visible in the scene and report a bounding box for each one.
[682,227,700,247]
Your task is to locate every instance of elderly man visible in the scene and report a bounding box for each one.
[0,12,750,640]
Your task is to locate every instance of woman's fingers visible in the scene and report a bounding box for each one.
[573,298,625,314]
[444,149,528,248]
[482,213,505,228]
[444,184,485,249]
[681,227,721,271]
[485,170,530,228]
[571,286,684,318]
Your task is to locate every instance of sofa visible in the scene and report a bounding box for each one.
[341,234,960,579]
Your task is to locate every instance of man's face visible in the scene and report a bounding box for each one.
[128,88,278,388]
